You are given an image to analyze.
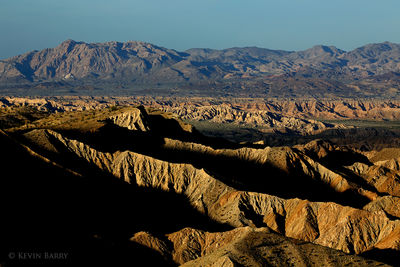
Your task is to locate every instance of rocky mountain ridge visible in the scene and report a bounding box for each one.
[1,40,400,97]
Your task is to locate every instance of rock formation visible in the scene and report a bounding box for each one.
[2,103,400,266]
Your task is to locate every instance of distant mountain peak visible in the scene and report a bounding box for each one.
[303,45,345,56]
[62,39,77,44]
[59,39,84,47]
[57,39,83,53]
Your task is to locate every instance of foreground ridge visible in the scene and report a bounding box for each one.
[40,128,400,256]
[2,104,400,265]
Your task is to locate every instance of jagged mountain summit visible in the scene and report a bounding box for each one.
[1,40,400,98]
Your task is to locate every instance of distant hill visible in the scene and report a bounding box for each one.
[1,40,400,98]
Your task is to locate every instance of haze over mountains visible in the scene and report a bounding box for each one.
[1,40,400,98]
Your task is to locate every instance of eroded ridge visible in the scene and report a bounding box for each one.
[4,106,400,266]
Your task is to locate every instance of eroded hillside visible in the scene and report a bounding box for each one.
[4,96,400,146]
[1,104,400,266]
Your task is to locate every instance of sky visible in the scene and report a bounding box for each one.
[1,0,400,59]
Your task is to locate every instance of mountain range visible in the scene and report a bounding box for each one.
[1,40,400,98]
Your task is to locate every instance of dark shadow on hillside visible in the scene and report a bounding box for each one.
[261,127,400,150]
[0,131,232,266]
[155,148,372,208]
[54,110,241,153]
[124,105,241,149]
[47,122,373,209]
[361,248,400,267]
[291,147,379,193]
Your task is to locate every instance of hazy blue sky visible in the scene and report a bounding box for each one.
[1,0,399,59]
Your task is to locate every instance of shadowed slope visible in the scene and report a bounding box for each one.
[132,227,390,267]
[4,106,400,266]
[0,129,231,266]
[21,126,400,256]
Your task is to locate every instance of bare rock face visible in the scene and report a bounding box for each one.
[347,159,400,197]
[364,196,400,219]
[108,107,150,131]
